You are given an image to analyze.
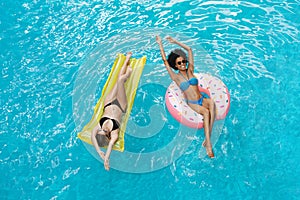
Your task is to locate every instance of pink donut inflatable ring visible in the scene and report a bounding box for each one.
[165,73,230,129]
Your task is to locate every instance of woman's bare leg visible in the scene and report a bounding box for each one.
[116,52,132,110]
[104,52,132,105]
[104,83,118,105]
[202,99,216,147]
[208,100,216,133]
[198,106,214,158]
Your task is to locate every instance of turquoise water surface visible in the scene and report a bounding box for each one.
[1,0,300,199]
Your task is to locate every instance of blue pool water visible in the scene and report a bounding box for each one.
[1,0,300,199]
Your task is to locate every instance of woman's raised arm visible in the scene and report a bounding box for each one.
[103,133,118,171]
[156,35,176,80]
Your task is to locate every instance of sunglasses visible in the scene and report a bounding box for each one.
[177,60,188,65]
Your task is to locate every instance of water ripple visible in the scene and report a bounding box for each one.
[1,0,299,199]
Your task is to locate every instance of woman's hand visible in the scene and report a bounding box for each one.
[156,35,162,44]
[104,158,110,171]
[166,36,176,44]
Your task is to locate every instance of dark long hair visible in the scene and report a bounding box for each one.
[167,49,187,70]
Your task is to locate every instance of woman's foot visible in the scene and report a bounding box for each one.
[124,52,132,68]
[126,52,132,59]
[120,52,132,76]
[206,148,215,158]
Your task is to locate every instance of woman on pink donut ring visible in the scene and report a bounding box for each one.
[156,35,216,158]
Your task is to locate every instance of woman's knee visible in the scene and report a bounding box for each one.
[208,99,215,109]
[200,107,209,118]
[117,76,126,84]
[119,73,130,83]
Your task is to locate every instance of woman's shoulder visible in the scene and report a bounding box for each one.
[110,131,119,141]
[173,73,182,82]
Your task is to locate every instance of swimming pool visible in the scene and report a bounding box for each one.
[1,0,299,199]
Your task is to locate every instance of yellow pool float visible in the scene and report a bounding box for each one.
[78,53,146,152]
